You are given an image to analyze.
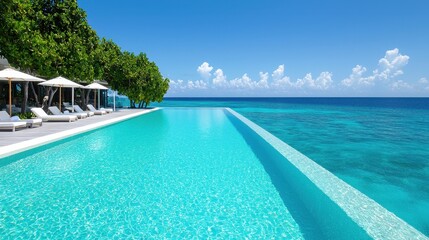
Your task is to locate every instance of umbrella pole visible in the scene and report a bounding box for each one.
[72,87,75,112]
[59,86,62,112]
[8,78,12,116]
[113,90,116,112]
[98,89,100,109]
[94,90,96,109]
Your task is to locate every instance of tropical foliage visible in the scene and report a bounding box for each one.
[0,0,169,109]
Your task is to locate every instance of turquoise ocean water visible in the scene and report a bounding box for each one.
[153,98,429,236]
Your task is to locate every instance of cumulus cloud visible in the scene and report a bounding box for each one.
[271,65,293,89]
[257,72,269,89]
[377,48,409,80]
[169,79,208,91]
[169,50,423,96]
[187,80,208,89]
[197,62,213,79]
[295,72,333,90]
[342,65,373,87]
[272,64,285,80]
[229,74,257,89]
[316,72,334,89]
[212,69,227,86]
[391,80,413,90]
[342,48,409,87]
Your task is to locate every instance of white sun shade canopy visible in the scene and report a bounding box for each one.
[84,82,109,90]
[0,68,45,82]
[39,76,83,88]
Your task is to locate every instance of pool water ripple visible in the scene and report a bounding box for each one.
[0,108,304,238]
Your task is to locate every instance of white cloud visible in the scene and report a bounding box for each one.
[419,77,428,84]
[296,72,333,90]
[271,65,293,89]
[315,72,334,90]
[187,80,208,89]
[342,48,409,88]
[168,79,186,90]
[169,79,207,91]
[342,65,374,86]
[272,65,285,80]
[391,80,413,90]
[418,77,429,91]
[197,62,213,79]
[168,49,422,96]
[376,48,409,80]
[212,68,227,86]
[230,73,257,89]
[257,72,269,89]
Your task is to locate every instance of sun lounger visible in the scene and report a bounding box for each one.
[0,111,42,128]
[63,102,74,112]
[48,106,87,119]
[73,105,94,117]
[87,104,107,115]
[101,107,113,113]
[22,118,43,128]
[31,108,77,122]
[0,122,27,132]
[5,104,21,114]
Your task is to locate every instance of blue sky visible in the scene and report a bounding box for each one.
[79,0,429,97]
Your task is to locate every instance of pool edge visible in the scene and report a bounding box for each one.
[225,108,427,240]
[0,108,159,159]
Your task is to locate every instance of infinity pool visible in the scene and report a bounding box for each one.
[0,108,425,239]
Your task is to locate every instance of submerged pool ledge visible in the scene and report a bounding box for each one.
[0,108,159,159]
[226,108,427,240]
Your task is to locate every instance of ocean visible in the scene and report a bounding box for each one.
[151,97,429,236]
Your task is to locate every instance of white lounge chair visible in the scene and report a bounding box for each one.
[87,104,107,115]
[88,104,112,113]
[31,108,77,122]
[0,111,27,131]
[63,102,74,112]
[5,104,22,114]
[48,106,87,119]
[0,111,42,128]
[101,107,113,113]
[73,105,94,117]
[0,122,27,132]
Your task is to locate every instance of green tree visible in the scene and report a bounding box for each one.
[0,0,49,111]
[1,0,169,110]
[110,53,169,108]
[0,0,99,111]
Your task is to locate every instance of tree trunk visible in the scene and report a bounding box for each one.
[30,82,40,107]
[21,82,29,113]
[78,89,84,108]
[85,89,91,107]
[46,87,58,110]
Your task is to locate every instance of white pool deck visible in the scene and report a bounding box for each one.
[0,108,158,158]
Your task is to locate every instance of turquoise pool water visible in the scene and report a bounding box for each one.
[1,108,307,238]
[154,98,429,236]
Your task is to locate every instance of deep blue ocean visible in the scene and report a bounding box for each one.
[151,97,429,236]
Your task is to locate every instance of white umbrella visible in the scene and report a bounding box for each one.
[39,76,83,112]
[84,83,108,109]
[0,68,45,115]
